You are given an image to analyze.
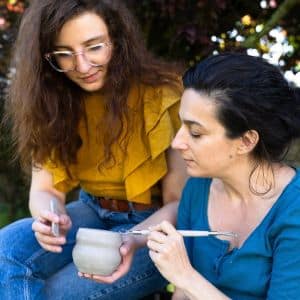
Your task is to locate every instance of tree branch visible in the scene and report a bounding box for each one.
[242,0,300,48]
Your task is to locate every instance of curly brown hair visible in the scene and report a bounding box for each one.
[5,0,182,172]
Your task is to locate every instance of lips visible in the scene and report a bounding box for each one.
[81,70,100,83]
[182,157,193,161]
[183,158,195,166]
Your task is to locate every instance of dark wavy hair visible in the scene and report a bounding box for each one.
[183,53,300,163]
[183,53,300,191]
[5,0,182,172]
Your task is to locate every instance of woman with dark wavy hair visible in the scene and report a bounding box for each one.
[0,0,187,299]
[147,53,300,299]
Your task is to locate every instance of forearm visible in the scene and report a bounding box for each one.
[137,201,178,228]
[130,201,179,248]
[178,268,231,300]
[172,287,189,300]
[29,190,66,219]
[29,166,66,218]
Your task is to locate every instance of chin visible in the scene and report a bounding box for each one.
[79,81,104,92]
[186,168,199,177]
[187,167,207,178]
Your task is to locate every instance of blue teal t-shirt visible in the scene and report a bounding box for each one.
[177,169,300,300]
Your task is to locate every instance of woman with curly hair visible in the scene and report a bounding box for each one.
[0,0,187,299]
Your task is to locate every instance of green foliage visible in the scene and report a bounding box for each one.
[128,0,299,69]
[0,0,29,227]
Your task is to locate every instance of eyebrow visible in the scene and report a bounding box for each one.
[55,35,107,49]
[182,119,205,128]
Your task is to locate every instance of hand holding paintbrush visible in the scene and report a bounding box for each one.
[50,198,60,237]
[31,194,72,253]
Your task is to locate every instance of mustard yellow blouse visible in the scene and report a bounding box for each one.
[43,84,181,204]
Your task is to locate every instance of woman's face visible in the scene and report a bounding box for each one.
[172,88,240,178]
[54,12,113,92]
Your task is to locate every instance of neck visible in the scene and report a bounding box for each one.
[216,161,289,205]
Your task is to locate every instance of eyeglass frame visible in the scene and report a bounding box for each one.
[44,41,112,73]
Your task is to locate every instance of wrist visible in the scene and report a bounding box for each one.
[122,234,146,250]
[175,264,198,291]
[132,235,148,249]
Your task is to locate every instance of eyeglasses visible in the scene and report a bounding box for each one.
[44,42,112,72]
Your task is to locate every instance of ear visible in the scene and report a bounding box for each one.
[237,130,259,155]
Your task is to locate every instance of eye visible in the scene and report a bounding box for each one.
[189,131,202,138]
[86,43,105,52]
[53,51,72,59]
[188,125,202,138]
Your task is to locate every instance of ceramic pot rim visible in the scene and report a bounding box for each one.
[77,228,122,243]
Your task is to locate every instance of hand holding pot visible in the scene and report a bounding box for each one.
[79,234,137,283]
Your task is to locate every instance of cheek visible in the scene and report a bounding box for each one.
[193,138,231,162]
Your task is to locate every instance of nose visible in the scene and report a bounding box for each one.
[74,53,91,73]
[171,126,188,150]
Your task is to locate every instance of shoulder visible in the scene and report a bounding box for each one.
[142,84,182,109]
[139,84,182,155]
[278,168,300,212]
[269,169,300,240]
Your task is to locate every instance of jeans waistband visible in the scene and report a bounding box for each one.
[96,197,160,212]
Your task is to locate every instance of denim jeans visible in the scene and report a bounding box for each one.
[0,190,167,299]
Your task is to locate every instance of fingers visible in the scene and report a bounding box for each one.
[147,221,181,248]
[119,243,130,255]
[59,214,71,225]
[32,213,71,235]
[147,221,184,262]
[148,248,160,263]
[119,236,136,255]
[81,271,118,284]
[150,220,178,236]
[58,214,72,231]
[78,265,126,284]
[79,272,115,284]
[33,224,66,252]
[147,239,166,253]
[147,230,168,244]
[78,248,134,283]
[32,218,52,235]
[37,237,64,253]
[35,231,66,246]
[32,213,70,253]
[39,209,60,224]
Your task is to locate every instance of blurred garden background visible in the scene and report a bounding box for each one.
[0,0,299,227]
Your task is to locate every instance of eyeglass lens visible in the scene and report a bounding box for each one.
[47,43,111,72]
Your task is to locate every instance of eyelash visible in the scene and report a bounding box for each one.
[190,131,202,138]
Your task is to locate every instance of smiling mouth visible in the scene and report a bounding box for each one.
[79,70,102,84]
[81,71,99,80]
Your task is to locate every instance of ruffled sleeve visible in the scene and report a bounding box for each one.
[123,85,181,203]
[43,158,80,194]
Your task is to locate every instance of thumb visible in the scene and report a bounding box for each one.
[59,215,72,229]
[120,242,131,255]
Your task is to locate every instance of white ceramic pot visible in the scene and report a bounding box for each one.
[72,228,122,276]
